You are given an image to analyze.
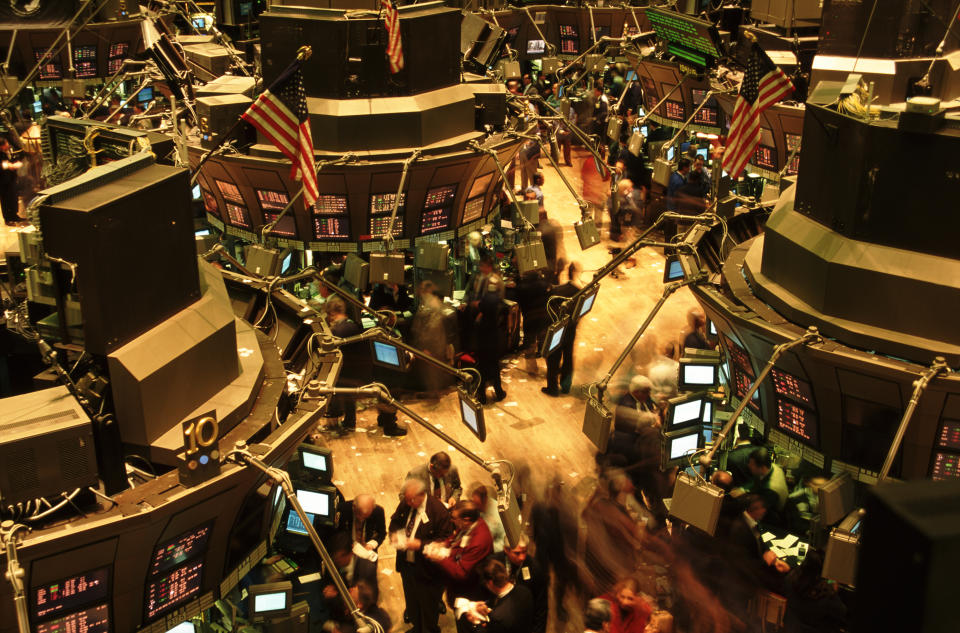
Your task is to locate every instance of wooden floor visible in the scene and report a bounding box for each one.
[317,149,701,632]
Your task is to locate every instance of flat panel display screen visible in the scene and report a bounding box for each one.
[373,341,401,367]
[527,39,546,55]
[931,451,960,480]
[312,194,350,239]
[150,523,213,577]
[775,397,818,446]
[469,173,493,199]
[215,179,244,205]
[420,185,456,235]
[73,45,98,79]
[202,189,219,216]
[664,100,685,121]
[721,334,753,375]
[256,189,289,212]
[225,203,251,228]
[646,7,722,57]
[937,419,960,451]
[33,568,110,622]
[369,214,404,238]
[369,192,405,215]
[693,106,718,126]
[295,489,331,516]
[34,48,62,80]
[107,42,128,74]
[263,212,297,237]
[560,25,579,54]
[462,197,485,224]
[36,603,109,633]
[752,145,776,170]
[145,561,203,620]
[285,511,315,536]
[682,364,716,385]
[461,399,479,433]
[770,367,814,406]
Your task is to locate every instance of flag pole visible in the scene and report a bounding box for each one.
[189,46,313,186]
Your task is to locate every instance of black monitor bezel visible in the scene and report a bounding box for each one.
[665,391,707,432]
[458,388,487,442]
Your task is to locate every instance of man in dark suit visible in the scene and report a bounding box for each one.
[407,451,462,508]
[541,262,581,396]
[336,494,386,555]
[455,558,534,633]
[389,478,454,633]
[322,532,379,620]
[504,540,548,633]
[325,296,370,433]
[429,500,493,605]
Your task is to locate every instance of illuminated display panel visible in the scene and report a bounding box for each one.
[313,216,350,240]
[225,203,251,228]
[594,25,611,39]
[36,603,109,633]
[468,173,493,199]
[462,196,485,223]
[202,189,219,217]
[785,133,801,175]
[664,100,685,122]
[107,42,128,74]
[560,25,579,54]
[215,179,244,205]
[264,212,297,237]
[313,194,348,215]
[369,214,404,238]
[34,48,62,80]
[73,45,98,78]
[692,89,709,104]
[311,194,350,239]
[721,334,753,376]
[33,568,110,621]
[937,419,960,451]
[646,7,721,57]
[150,523,212,576]
[369,192,405,215]
[420,185,456,235]
[731,366,761,413]
[752,145,776,170]
[770,367,814,406]
[775,398,818,446]
[693,106,718,126]
[145,560,203,620]
[931,451,960,480]
[256,189,289,212]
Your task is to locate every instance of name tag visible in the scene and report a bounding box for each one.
[521,567,531,581]
[406,550,415,563]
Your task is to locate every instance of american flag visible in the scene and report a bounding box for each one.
[721,42,794,179]
[241,60,318,206]
[381,0,404,74]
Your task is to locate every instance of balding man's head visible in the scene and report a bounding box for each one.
[354,494,375,519]
[402,478,427,507]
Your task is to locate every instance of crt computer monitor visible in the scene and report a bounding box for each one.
[666,393,706,431]
[249,581,293,621]
[297,444,332,481]
[678,360,720,391]
[294,487,335,525]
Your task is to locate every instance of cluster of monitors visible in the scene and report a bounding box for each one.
[662,392,717,466]
[539,286,600,359]
[33,42,129,81]
[931,418,960,481]
[280,445,337,539]
[525,24,610,56]
[29,521,215,631]
[204,177,494,241]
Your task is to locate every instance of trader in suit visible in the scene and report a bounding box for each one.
[325,296,371,433]
[336,494,386,554]
[429,500,493,605]
[504,540,548,633]
[408,452,463,508]
[454,558,534,633]
[389,478,455,633]
[322,532,379,621]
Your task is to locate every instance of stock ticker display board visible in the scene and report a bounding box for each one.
[664,100,685,122]
[420,185,456,235]
[150,524,213,577]
[144,560,204,620]
[35,603,109,633]
[73,45,98,79]
[33,568,111,622]
[312,195,351,239]
[770,367,815,407]
[775,397,818,447]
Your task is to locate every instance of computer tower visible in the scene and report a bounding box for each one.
[196,94,254,150]
[415,241,449,271]
[515,240,547,275]
[575,218,601,250]
[0,386,98,505]
[370,252,405,285]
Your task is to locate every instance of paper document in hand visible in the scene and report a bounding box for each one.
[353,541,378,562]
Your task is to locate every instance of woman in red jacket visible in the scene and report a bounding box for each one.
[601,577,653,633]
